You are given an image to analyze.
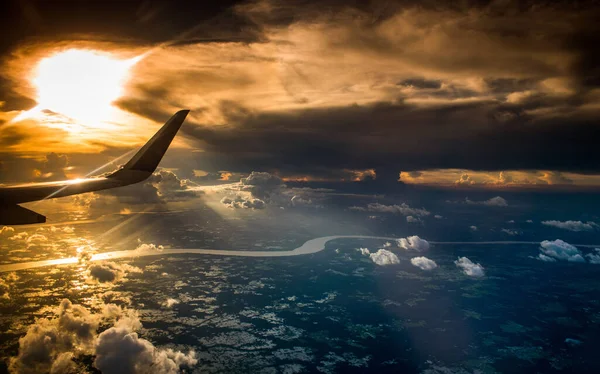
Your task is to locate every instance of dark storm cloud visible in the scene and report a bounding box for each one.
[102,0,600,180]
[0,0,255,55]
[2,0,600,181]
[177,102,598,175]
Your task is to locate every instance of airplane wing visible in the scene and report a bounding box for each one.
[0,110,190,225]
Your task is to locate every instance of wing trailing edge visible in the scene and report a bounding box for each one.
[0,205,46,225]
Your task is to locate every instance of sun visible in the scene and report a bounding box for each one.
[14,49,141,129]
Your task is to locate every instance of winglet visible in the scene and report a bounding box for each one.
[109,110,189,180]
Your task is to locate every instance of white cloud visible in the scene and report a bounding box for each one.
[290,195,312,207]
[501,228,519,236]
[95,322,197,374]
[9,299,197,374]
[470,225,478,231]
[356,247,371,255]
[406,215,423,224]
[349,202,430,216]
[434,215,443,219]
[465,196,508,207]
[586,249,600,264]
[163,298,180,309]
[537,253,557,262]
[539,239,585,263]
[410,256,438,270]
[541,220,599,232]
[454,257,485,277]
[397,236,430,251]
[369,249,400,266]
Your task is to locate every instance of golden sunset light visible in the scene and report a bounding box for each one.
[12,49,142,130]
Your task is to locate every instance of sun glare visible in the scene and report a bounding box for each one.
[14,49,141,129]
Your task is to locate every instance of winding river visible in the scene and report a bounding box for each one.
[1,235,598,273]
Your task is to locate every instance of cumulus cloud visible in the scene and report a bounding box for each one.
[0,273,18,300]
[397,236,430,251]
[369,249,400,266]
[538,253,557,262]
[163,298,180,309]
[454,257,485,277]
[240,171,284,199]
[290,195,313,207]
[26,233,48,244]
[0,279,10,300]
[541,220,599,232]
[410,256,438,271]
[147,170,199,201]
[538,239,585,263]
[10,299,103,373]
[406,215,423,224]
[470,225,478,231]
[34,152,69,180]
[1,226,15,235]
[9,232,29,241]
[586,249,600,264]
[465,196,508,207]
[350,202,430,216]
[225,171,327,208]
[88,262,142,283]
[538,171,573,185]
[455,173,475,185]
[356,247,371,256]
[220,195,266,209]
[9,299,197,374]
[95,326,197,374]
[113,169,200,204]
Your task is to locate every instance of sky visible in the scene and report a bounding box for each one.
[1,0,600,188]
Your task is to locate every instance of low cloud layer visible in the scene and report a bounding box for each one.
[454,257,485,277]
[465,196,508,207]
[350,203,430,217]
[541,220,599,232]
